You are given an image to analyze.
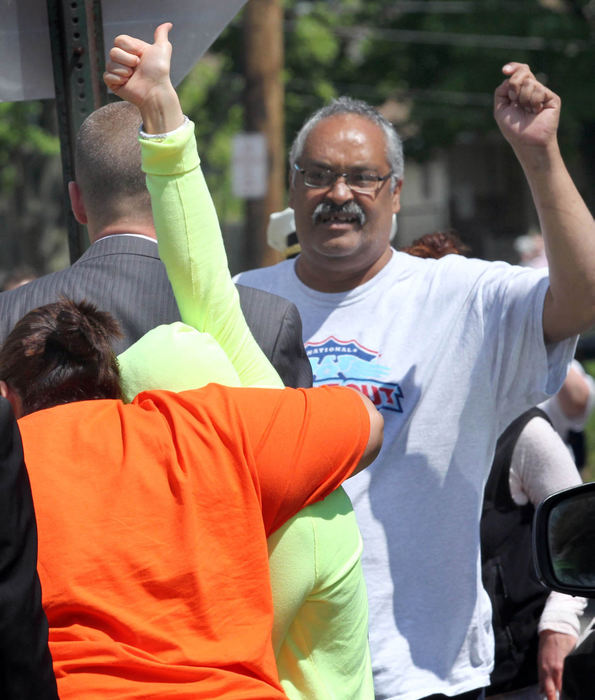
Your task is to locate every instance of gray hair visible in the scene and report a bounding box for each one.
[289,96,404,187]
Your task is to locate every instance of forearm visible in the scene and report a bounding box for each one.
[537,626,578,699]
[515,142,595,342]
[494,63,595,343]
[140,123,282,388]
[137,85,184,135]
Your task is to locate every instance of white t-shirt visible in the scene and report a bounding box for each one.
[539,359,595,441]
[236,250,575,700]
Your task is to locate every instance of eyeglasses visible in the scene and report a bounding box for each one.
[293,164,393,195]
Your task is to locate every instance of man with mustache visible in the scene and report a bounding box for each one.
[235,75,595,700]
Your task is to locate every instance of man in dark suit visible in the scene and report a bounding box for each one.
[0,397,58,699]
[0,101,311,389]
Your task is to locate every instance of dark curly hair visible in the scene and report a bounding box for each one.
[0,298,122,415]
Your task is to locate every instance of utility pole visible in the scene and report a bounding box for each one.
[242,0,284,268]
[47,0,107,263]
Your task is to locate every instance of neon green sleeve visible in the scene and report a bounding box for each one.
[267,488,374,699]
[139,120,282,389]
[136,124,375,700]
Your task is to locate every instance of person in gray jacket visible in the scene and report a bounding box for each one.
[0,101,311,389]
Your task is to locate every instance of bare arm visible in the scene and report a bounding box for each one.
[537,628,577,700]
[350,389,383,475]
[556,364,593,420]
[494,63,595,343]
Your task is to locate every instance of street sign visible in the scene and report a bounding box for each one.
[0,0,247,102]
[232,132,268,199]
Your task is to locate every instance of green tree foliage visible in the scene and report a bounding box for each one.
[0,101,65,278]
[347,0,594,164]
[0,101,59,191]
[2,1,593,275]
[178,53,244,221]
[181,0,592,210]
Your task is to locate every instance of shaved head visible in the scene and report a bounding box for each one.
[74,101,152,234]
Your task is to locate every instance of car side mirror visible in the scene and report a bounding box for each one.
[533,482,595,597]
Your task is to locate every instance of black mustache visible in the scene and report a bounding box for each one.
[312,201,366,227]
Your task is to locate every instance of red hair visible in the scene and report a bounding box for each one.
[401,231,469,260]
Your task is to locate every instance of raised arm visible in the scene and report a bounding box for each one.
[104,24,281,388]
[494,63,595,343]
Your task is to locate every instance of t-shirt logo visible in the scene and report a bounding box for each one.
[306,336,404,412]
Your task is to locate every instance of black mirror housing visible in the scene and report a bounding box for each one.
[533,481,595,597]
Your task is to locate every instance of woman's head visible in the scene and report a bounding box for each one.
[0,298,122,417]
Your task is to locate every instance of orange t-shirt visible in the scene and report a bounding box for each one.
[19,383,369,699]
